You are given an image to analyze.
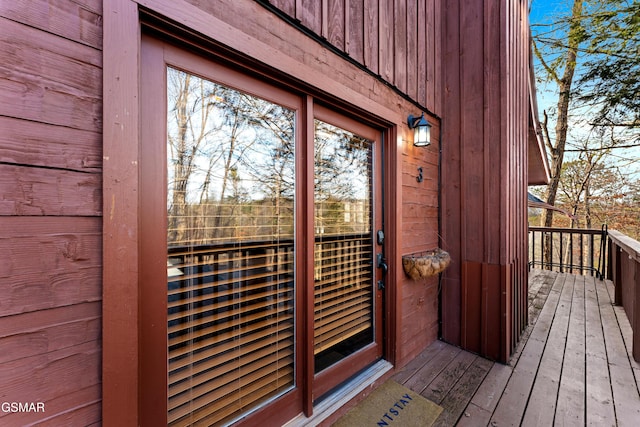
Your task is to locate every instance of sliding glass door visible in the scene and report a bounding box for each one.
[165,67,297,426]
[311,107,384,399]
[140,37,385,425]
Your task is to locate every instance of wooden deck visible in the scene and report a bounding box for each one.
[392,269,640,426]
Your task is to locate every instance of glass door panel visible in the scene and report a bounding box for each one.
[165,67,296,426]
[142,38,387,423]
[313,119,376,374]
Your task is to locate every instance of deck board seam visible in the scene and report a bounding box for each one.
[595,275,640,425]
[477,278,551,425]
[397,270,639,427]
[551,274,574,426]
[606,280,640,394]
[584,274,616,425]
[597,275,617,427]
[444,356,494,426]
[394,340,448,384]
[523,273,573,426]
[487,273,567,426]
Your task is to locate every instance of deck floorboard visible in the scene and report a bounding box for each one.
[391,269,640,426]
[584,275,616,425]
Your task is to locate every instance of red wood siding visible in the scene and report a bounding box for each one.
[181,0,443,369]
[440,0,530,362]
[0,1,103,425]
[1,0,536,424]
[261,0,443,116]
[100,0,443,423]
[398,121,441,363]
[102,0,141,424]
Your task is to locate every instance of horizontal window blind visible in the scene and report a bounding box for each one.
[166,66,296,426]
[167,241,295,426]
[313,234,373,355]
[313,118,375,373]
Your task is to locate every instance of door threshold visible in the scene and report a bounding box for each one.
[283,360,393,427]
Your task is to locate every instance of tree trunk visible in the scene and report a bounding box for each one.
[544,0,584,228]
[540,0,584,267]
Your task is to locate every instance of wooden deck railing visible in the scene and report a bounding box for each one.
[165,233,374,424]
[528,226,608,278]
[607,230,640,361]
[529,226,640,362]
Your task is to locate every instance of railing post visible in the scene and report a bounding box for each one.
[591,233,596,276]
[599,224,608,279]
[611,239,622,306]
[578,233,584,274]
[548,230,552,270]
[607,235,614,280]
[634,259,640,362]
[569,233,574,275]
[531,229,535,269]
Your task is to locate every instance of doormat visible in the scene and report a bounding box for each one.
[332,380,443,427]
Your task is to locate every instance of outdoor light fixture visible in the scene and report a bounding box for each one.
[407,113,431,147]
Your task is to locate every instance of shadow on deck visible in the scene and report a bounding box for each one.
[392,269,640,426]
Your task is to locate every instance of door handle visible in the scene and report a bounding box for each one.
[377,253,388,275]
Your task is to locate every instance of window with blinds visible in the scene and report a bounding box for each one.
[313,120,375,373]
[166,67,296,426]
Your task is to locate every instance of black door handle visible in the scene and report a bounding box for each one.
[377,253,388,274]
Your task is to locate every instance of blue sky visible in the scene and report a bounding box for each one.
[529,0,640,183]
[530,0,570,24]
[529,0,570,111]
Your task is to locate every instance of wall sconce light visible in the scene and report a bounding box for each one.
[407,113,431,147]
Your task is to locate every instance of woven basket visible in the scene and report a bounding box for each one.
[402,248,451,280]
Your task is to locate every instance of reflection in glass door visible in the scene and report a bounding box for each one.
[165,67,296,426]
[142,37,388,423]
[313,119,377,375]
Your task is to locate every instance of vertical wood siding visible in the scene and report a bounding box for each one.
[261,0,443,115]
[441,0,530,362]
[1,0,535,423]
[363,0,379,72]
[0,0,103,425]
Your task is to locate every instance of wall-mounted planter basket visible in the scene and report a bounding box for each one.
[402,248,451,280]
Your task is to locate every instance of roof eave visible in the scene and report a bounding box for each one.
[527,42,551,186]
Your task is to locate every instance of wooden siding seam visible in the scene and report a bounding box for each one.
[256,0,439,116]
[29,397,102,425]
[0,116,102,171]
[0,18,103,54]
[406,0,418,100]
[0,160,101,175]
[393,0,407,93]
[0,3,103,50]
[0,312,101,338]
[0,335,102,366]
[0,111,101,134]
[0,290,103,314]
[363,0,379,73]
